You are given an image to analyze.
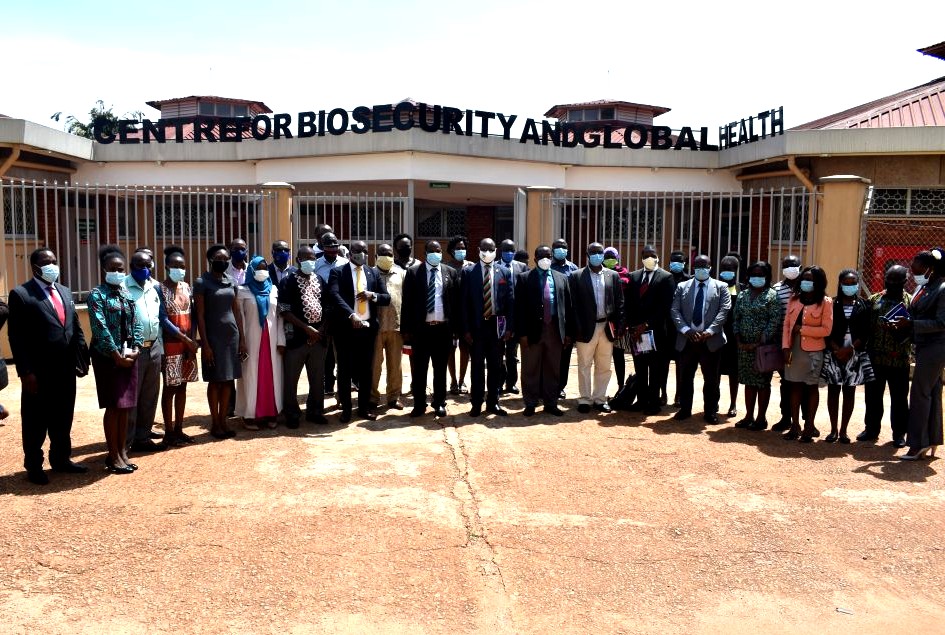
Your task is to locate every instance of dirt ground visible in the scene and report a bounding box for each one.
[0,356,943,635]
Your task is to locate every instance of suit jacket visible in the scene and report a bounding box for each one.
[504,260,528,277]
[570,267,625,343]
[515,268,575,345]
[827,296,870,349]
[671,277,732,352]
[400,261,460,338]
[269,263,297,287]
[327,263,391,332]
[459,261,514,336]
[625,267,675,347]
[8,278,87,378]
[910,279,945,347]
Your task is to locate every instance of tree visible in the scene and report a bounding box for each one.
[51,100,143,139]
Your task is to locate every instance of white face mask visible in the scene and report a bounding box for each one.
[914,271,930,286]
[479,249,496,264]
[783,266,800,280]
[537,258,552,271]
[253,269,270,282]
[642,256,658,271]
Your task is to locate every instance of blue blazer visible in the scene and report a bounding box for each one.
[327,262,390,332]
[459,261,514,336]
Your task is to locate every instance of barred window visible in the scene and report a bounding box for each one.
[868,187,945,215]
[416,207,466,239]
[771,193,809,243]
[155,201,215,238]
[296,200,402,241]
[2,186,38,237]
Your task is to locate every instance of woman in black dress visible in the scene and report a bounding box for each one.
[194,244,246,439]
[718,254,743,418]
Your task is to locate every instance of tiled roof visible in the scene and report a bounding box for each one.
[544,99,670,119]
[793,76,945,130]
[145,96,272,113]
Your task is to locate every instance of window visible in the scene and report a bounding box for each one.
[569,110,584,122]
[198,102,249,118]
[582,108,600,121]
[416,207,466,238]
[155,200,215,238]
[771,193,809,243]
[2,186,37,238]
[295,199,403,241]
[868,187,945,215]
[600,107,615,120]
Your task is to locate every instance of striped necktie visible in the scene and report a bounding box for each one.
[426,267,436,314]
[483,264,493,318]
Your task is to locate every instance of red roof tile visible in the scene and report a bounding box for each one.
[793,76,945,130]
[145,96,272,113]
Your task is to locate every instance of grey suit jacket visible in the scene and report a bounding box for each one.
[670,277,731,352]
[912,279,945,347]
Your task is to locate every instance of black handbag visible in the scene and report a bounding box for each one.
[76,342,91,377]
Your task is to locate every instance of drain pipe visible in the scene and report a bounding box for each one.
[787,156,815,193]
[787,155,818,265]
[0,144,21,177]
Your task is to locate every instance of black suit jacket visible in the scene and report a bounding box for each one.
[515,268,574,345]
[570,267,625,343]
[626,267,676,347]
[327,263,391,332]
[400,262,460,338]
[459,262,514,336]
[9,279,87,378]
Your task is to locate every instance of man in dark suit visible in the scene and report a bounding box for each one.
[515,245,575,417]
[570,242,624,414]
[499,238,527,394]
[626,245,676,415]
[459,238,514,417]
[328,240,391,423]
[401,240,460,417]
[670,254,732,423]
[269,240,297,286]
[8,247,89,485]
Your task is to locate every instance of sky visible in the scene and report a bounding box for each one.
[3,0,945,136]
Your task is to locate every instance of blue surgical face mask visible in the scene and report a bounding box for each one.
[501,251,515,264]
[553,247,568,262]
[299,259,317,275]
[694,268,710,282]
[168,268,186,283]
[232,249,247,263]
[453,249,466,262]
[800,280,815,293]
[669,261,685,274]
[38,263,60,284]
[588,253,605,267]
[105,271,125,286]
[131,267,151,283]
[749,276,766,289]
[841,284,859,297]
[273,250,290,266]
[719,271,736,282]
[426,252,442,267]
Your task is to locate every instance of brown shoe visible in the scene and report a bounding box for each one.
[387,400,404,410]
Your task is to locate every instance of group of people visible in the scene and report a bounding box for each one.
[7,225,945,484]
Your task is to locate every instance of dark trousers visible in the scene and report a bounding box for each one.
[500,338,519,390]
[522,323,564,408]
[470,319,503,408]
[558,343,574,393]
[336,327,377,414]
[324,336,336,391]
[283,339,327,423]
[633,351,670,409]
[128,342,162,445]
[21,372,77,472]
[410,323,453,408]
[864,364,910,440]
[613,347,625,388]
[677,340,721,414]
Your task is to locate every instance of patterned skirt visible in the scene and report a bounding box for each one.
[821,349,875,386]
[163,351,198,387]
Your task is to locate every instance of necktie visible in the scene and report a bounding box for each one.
[912,286,925,306]
[426,267,436,314]
[482,264,493,318]
[356,267,367,315]
[693,282,705,327]
[48,285,65,325]
[640,271,650,296]
[542,273,552,324]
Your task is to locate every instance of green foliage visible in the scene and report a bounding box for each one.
[51,100,143,139]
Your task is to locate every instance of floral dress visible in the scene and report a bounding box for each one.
[732,287,781,387]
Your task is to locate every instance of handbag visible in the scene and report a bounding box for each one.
[754,344,784,373]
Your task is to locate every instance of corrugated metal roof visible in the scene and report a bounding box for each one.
[145,96,272,113]
[793,76,945,130]
[544,99,670,119]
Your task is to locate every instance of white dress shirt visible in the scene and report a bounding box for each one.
[590,269,607,319]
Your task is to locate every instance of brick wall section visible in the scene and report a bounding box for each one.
[465,206,495,253]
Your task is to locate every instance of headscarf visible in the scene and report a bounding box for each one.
[245,255,271,327]
[603,246,620,260]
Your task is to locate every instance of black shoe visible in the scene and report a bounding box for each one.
[893,437,907,449]
[308,415,328,425]
[434,406,447,417]
[626,402,645,412]
[783,430,800,441]
[51,461,89,474]
[487,405,508,417]
[856,431,879,443]
[704,413,720,424]
[224,429,237,439]
[27,470,49,485]
[825,432,838,443]
[410,407,426,418]
[559,390,567,400]
[673,410,692,421]
[105,463,134,475]
[595,403,612,414]
[643,406,662,416]
[734,418,754,429]
[358,410,377,421]
[543,405,565,416]
[125,462,138,471]
[523,405,536,417]
[660,395,668,406]
[748,419,768,431]
[727,407,737,417]
[339,410,352,424]
[285,418,300,430]
[799,435,814,443]
[506,385,520,394]
[577,404,591,414]
[469,405,482,417]
[325,389,336,397]
[771,419,791,432]
[449,384,461,395]
[130,439,167,453]
[149,430,164,439]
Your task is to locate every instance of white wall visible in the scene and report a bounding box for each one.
[73,161,256,186]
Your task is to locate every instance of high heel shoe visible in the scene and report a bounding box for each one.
[900,446,933,461]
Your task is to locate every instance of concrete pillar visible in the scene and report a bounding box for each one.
[259,181,295,251]
[813,175,870,284]
[524,186,556,260]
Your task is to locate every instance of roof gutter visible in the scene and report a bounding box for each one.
[0,144,21,177]
[787,155,816,193]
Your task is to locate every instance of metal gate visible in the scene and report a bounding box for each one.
[293,192,408,253]
[548,187,815,271]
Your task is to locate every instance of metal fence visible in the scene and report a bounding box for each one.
[858,186,945,294]
[548,187,815,272]
[293,192,408,254]
[0,177,277,302]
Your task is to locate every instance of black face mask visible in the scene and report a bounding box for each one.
[885,283,904,296]
[396,246,412,259]
[211,259,230,274]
